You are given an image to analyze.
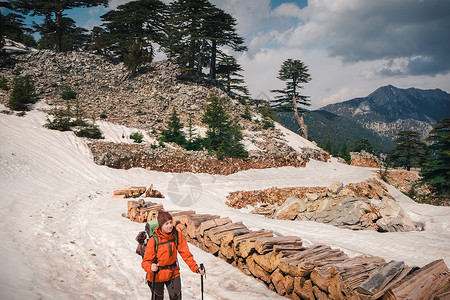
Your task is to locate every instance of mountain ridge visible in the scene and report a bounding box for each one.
[319,85,450,139]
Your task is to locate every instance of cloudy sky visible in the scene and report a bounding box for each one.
[9,0,450,109]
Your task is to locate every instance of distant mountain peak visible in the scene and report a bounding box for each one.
[320,85,450,140]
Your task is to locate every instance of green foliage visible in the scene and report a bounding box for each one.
[184,115,203,151]
[240,105,252,121]
[0,76,9,90]
[166,0,246,79]
[74,124,103,139]
[421,118,450,201]
[96,0,166,62]
[324,138,332,154]
[353,138,373,153]
[338,141,351,163]
[378,159,391,182]
[274,110,394,155]
[216,54,249,98]
[0,11,37,48]
[262,118,275,130]
[161,107,186,145]
[130,131,144,143]
[8,76,36,111]
[201,94,248,159]
[61,85,77,100]
[123,39,152,73]
[100,113,107,119]
[10,0,108,52]
[44,106,72,131]
[270,58,311,112]
[390,130,428,171]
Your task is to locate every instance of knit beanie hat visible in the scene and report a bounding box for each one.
[157,210,173,226]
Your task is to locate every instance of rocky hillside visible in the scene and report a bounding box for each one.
[0,50,327,173]
[320,85,450,140]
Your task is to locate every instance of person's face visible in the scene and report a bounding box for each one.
[161,219,173,234]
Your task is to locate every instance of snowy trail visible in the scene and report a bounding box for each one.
[1,106,449,299]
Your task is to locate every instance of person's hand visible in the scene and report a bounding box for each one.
[151,263,159,272]
[197,268,205,276]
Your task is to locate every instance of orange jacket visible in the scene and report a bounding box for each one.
[141,227,199,282]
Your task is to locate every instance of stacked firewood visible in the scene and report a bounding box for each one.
[127,200,163,223]
[113,184,164,199]
[126,201,449,299]
[173,212,449,299]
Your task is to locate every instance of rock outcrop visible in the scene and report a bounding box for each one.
[228,180,423,232]
[351,150,380,168]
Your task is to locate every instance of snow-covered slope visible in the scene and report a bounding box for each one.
[1,105,449,299]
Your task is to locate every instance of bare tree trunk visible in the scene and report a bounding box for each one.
[292,94,308,139]
[54,9,63,53]
[209,39,217,80]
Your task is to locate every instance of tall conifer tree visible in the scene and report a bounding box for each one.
[10,0,109,52]
[271,59,311,138]
[99,0,167,62]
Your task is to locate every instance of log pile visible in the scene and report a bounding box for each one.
[127,199,163,223]
[113,184,164,199]
[127,203,450,299]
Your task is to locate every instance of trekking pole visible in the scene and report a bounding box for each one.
[200,263,205,300]
[152,265,159,300]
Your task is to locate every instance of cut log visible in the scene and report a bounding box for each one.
[271,268,287,296]
[311,266,334,293]
[279,245,348,277]
[203,235,220,255]
[328,255,386,300]
[205,222,248,245]
[252,252,282,273]
[283,275,295,295]
[273,244,307,253]
[198,217,232,236]
[254,236,302,255]
[382,259,450,300]
[124,186,146,198]
[220,243,236,260]
[179,214,220,238]
[293,277,315,300]
[357,260,405,295]
[233,230,274,258]
[246,255,271,283]
[313,285,331,300]
[435,291,450,300]
[220,228,251,245]
[237,257,252,276]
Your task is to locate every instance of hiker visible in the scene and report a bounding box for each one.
[142,210,205,300]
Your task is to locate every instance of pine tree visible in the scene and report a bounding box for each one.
[421,119,450,199]
[161,107,186,145]
[271,59,311,138]
[216,54,249,98]
[390,130,428,171]
[1,11,37,47]
[123,39,151,74]
[10,0,109,52]
[353,138,373,153]
[166,0,246,79]
[201,94,248,159]
[8,75,36,111]
[98,0,166,62]
[324,138,333,154]
[339,141,351,163]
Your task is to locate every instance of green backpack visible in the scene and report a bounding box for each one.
[135,219,178,259]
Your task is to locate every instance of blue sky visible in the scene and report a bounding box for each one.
[4,0,450,109]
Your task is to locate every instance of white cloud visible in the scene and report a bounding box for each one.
[104,0,450,108]
[272,3,302,18]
